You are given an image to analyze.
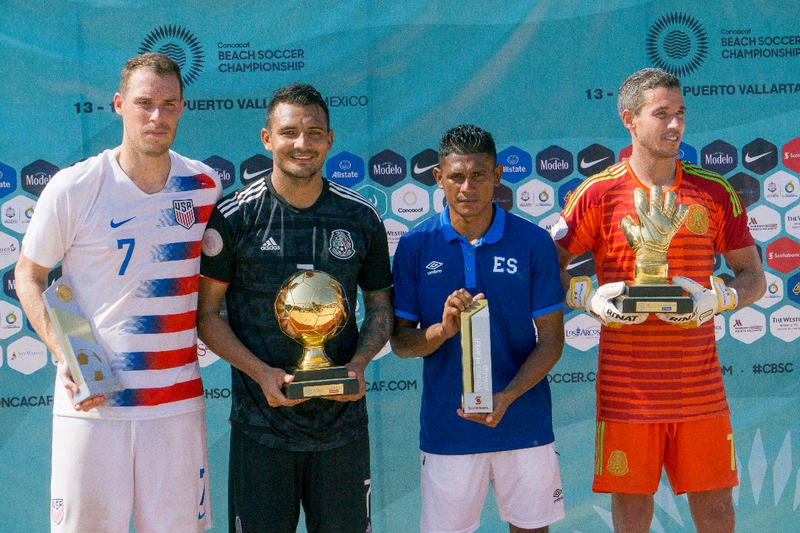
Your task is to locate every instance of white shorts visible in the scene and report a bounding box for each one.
[420,443,565,533]
[50,409,212,533]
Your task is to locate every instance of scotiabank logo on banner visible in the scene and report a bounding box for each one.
[536,145,573,182]
[21,160,59,197]
[782,137,800,174]
[766,237,800,274]
[498,146,532,183]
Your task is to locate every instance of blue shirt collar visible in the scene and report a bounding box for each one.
[440,203,506,245]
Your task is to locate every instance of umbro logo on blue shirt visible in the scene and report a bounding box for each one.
[426,260,443,275]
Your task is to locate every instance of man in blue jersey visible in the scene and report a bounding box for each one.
[391,124,565,533]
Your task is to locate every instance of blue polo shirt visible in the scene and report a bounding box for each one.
[393,205,563,455]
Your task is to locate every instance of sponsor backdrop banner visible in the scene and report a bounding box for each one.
[1,1,799,531]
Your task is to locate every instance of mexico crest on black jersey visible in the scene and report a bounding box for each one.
[329,229,355,259]
[173,199,196,229]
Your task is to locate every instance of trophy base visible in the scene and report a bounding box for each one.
[616,284,694,314]
[285,366,360,399]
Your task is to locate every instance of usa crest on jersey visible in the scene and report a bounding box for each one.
[329,229,356,259]
[51,498,64,524]
[173,199,196,229]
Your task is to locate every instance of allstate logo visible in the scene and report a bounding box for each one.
[140,25,205,87]
[646,13,708,77]
[507,154,519,165]
[339,160,352,171]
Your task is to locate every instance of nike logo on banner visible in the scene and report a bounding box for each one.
[413,162,438,174]
[242,168,270,181]
[580,156,610,169]
[110,217,135,228]
[744,151,772,163]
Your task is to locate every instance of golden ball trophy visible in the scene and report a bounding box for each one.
[617,186,693,313]
[274,270,360,399]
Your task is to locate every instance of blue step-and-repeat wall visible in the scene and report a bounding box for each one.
[1,1,799,531]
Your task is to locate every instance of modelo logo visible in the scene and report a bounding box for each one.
[701,140,738,175]
[203,155,235,190]
[21,159,59,197]
[369,149,406,187]
[536,146,573,182]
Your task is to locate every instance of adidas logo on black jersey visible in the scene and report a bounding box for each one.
[261,237,280,251]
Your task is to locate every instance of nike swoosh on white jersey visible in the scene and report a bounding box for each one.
[744,151,772,163]
[579,156,610,169]
[413,162,439,174]
[242,168,270,181]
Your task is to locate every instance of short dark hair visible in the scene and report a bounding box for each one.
[119,53,183,99]
[438,124,497,164]
[266,83,330,130]
[617,68,681,115]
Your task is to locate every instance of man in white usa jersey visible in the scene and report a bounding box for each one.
[15,53,221,532]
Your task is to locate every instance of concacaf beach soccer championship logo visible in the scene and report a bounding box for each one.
[140,25,205,87]
[646,13,708,77]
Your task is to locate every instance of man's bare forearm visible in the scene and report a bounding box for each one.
[15,254,64,361]
[350,289,393,367]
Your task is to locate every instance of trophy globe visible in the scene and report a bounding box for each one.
[274,270,350,371]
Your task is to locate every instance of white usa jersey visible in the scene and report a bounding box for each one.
[23,148,221,419]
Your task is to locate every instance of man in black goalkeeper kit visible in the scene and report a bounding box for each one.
[197,84,393,533]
